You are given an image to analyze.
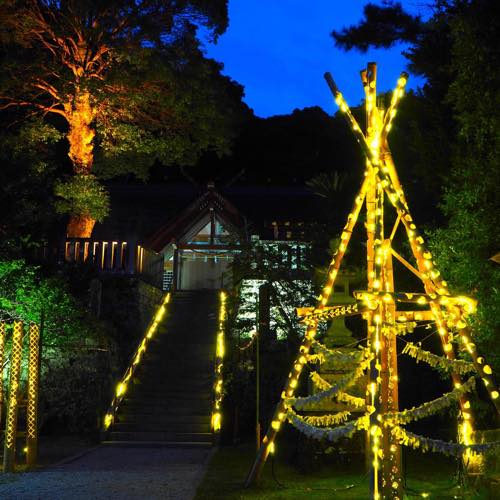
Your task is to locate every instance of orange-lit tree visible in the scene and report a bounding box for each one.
[0,0,242,237]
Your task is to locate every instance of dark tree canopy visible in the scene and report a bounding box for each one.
[332,2,422,52]
[330,0,500,378]
[0,0,245,236]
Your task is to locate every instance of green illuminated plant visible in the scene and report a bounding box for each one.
[54,174,110,222]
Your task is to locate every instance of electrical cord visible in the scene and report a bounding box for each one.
[271,455,287,489]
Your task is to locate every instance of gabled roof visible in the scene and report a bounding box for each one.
[142,184,245,252]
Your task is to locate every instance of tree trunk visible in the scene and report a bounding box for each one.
[66,215,96,238]
[64,90,97,237]
[66,91,95,174]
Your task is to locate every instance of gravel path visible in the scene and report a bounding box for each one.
[0,445,213,500]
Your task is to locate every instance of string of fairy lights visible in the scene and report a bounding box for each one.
[102,290,228,439]
[245,63,500,499]
[103,292,171,431]
[0,321,42,472]
[211,290,227,433]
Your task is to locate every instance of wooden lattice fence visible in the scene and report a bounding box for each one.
[0,321,41,472]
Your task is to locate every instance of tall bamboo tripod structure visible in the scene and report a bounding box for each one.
[245,62,500,499]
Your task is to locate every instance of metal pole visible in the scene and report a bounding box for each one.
[255,295,261,451]
[256,324,261,451]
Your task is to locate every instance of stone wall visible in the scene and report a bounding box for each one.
[137,280,164,332]
[100,277,164,372]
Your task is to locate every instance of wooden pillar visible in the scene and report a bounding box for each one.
[0,322,5,426]
[104,241,112,271]
[66,240,75,262]
[27,323,41,469]
[3,321,24,472]
[362,63,382,499]
[380,241,403,498]
[173,248,180,291]
[124,241,133,274]
[77,240,85,263]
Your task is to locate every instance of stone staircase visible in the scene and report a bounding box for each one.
[105,290,219,447]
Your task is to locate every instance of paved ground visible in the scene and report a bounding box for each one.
[0,445,212,499]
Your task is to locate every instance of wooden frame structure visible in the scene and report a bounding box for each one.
[245,63,500,498]
[1,320,42,472]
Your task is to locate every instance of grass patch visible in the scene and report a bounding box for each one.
[196,443,491,499]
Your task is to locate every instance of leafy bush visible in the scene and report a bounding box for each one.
[0,259,116,434]
[54,174,110,221]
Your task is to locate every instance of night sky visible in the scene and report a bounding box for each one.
[203,1,429,117]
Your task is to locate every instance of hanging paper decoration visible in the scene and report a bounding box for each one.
[287,407,351,427]
[310,340,368,366]
[402,342,475,374]
[391,426,500,457]
[385,376,476,424]
[286,410,369,442]
[305,353,325,364]
[245,63,500,498]
[337,392,366,409]
[287,351,372,410]
[310,371,332,391]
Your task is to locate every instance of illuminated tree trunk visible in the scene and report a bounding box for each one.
[64,91,97,238]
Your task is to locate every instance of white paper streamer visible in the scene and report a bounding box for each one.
[391,425,500,457]
[287,410,369,442]
[402,342,474,374]
[287,352,372,409]
[384,376,476,424]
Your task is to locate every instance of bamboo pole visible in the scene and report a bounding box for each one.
[363,63,381,498]
[327,64,500,448]
[246,61,500,495]
[244,175,370,487]
[380,240,403,497]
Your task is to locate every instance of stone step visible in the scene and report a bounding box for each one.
[134,363,213,374]
[123,397,212,408]
[136,370,213,380]
[121,401,211,414]
[102,440,213,449]
[108,431,212,443]
[123,395,212,405]
[116,414,210,424]
[130,380,212,390]
[128,386,213,396]
[107,290,220,439]
[124,386,212,396]
[133,369,213,379]
[142,352,214,362]
[112,422,210,433]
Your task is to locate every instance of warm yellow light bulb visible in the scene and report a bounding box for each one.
[212,412,221,432]
[116,382,127,397]
[104,413,113,429]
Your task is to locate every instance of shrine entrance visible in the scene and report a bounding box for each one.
[178,249,233,290]
[142,183,243,291]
